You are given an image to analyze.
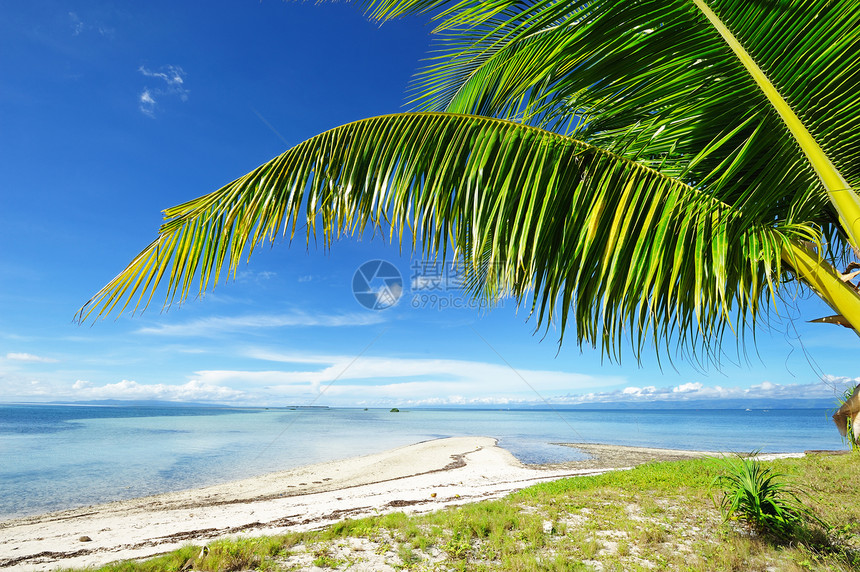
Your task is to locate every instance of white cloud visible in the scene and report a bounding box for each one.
[242,349,344,364]
[5,352,58,363]
[374,282,402,307]
[821,374,860,388]
[137,65,188,117]
[69,12,114,37]
[187,352,627,405]
[139,65,185,88]
[673,382,703,393]
[552,378,854,405]
[69,11,84,35]
[139,89,156,117]
[136,311,384,336]
[237,270,277,282]
[194,349,855,406]
[623,385,658,396]
[71,379,245,402]
[0,373,54,398]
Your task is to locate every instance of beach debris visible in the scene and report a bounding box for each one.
[78,536,92,542]
[430,493,437,498]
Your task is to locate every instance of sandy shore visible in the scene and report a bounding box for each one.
[0,438,756,571]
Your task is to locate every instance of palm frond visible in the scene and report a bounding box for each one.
[388,0,859,250]
[80,112,802,362]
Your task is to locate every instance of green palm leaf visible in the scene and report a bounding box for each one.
[80,112,803,361]
[379,0,860,242]
[82,0,860,368]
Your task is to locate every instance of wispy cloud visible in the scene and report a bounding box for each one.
[184,348,858,407]
[68,12,114,38]
[238,270,277,281]
[71,379,245,402]
[136,311,385,336]
[139,65,186,87]
[5,352,58,363]
[139,89,156,116]
[189,352,627,405]
[243,349,347,364]
[137,65,188,117]
[0,373,54,398]
[69,11,85,35]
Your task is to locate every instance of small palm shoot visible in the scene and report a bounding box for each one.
[713,454,825,541]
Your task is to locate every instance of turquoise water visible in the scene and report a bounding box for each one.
[0,405,844,520]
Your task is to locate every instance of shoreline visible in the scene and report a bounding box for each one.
[0,438,799,571]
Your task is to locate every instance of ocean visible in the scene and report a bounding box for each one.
[0,404,845,520]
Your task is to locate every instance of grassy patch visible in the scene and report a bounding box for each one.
[63,452,859,571]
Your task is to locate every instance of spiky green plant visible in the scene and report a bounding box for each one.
[79,1,860,369]
[713,454,825,540]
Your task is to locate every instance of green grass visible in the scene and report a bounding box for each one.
[62,452,859,572]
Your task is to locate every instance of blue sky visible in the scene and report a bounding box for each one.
[1,1,857,408]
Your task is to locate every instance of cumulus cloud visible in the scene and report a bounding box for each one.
[673,382,703,393]
[137,65,188,117]
[71,379,245,402]
[821,374,860,390]
[5,352,58,363]
[136,311,385,336]
[553,378,854,406]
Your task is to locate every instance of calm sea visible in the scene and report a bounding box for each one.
[0,404,844,520]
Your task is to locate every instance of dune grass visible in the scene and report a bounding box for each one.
[63,451,858,572]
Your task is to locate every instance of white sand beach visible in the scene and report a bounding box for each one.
[0,438,738,571]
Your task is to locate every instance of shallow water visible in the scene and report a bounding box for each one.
[0,405,843,519]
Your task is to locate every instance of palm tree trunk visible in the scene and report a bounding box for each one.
[782,240,860,336]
